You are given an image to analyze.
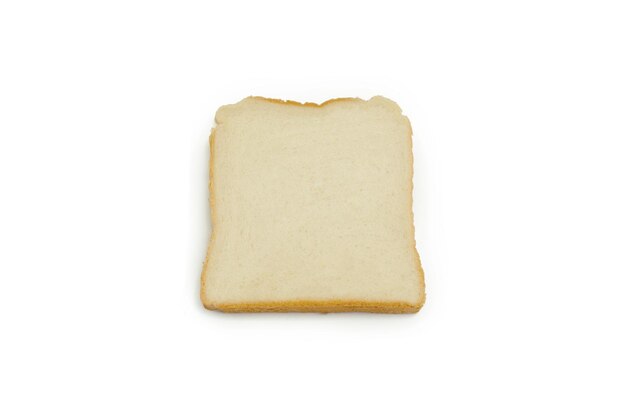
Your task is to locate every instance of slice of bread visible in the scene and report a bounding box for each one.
[201,96,425,313]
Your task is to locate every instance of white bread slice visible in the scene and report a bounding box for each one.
[201,96,425,313]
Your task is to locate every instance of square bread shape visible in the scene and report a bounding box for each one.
[201,96,425,313]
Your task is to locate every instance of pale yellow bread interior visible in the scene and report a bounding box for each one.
[201,96,425,313]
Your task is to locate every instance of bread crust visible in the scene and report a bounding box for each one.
[200,127,217,310]
[201,96,426,314]
[205,300,421,314]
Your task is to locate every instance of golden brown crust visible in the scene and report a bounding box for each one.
[205,300,422,314]
[200,128,217,309]
[405,116,427,312]
[201,96,426,314]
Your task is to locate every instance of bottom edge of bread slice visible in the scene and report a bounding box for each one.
[202,298,425,314]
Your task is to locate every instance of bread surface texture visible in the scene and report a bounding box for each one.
[201,96,425,313]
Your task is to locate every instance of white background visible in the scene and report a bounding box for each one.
[1,1,625,415]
